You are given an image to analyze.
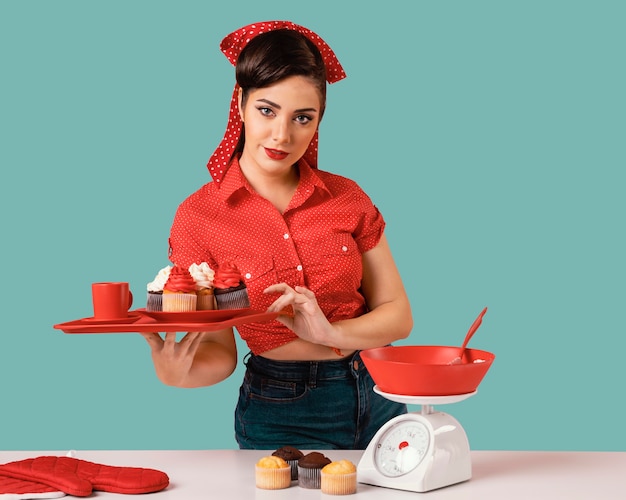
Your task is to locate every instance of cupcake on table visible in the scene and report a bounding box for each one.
[188,262,215,310]
[272,445,303,480]
[297,452,331,489]
[255,456,291,490]
[321,459,358,495]
[213,261,250,309]
[162,265,197,312]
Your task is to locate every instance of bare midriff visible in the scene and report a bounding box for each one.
[260,338,355,361]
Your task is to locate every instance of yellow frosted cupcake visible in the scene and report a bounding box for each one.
[255,456,291,490]
[321,459,357,495]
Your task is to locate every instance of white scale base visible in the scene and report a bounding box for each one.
[357,388,476,493]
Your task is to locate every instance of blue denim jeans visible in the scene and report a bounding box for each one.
[234,351,407,450]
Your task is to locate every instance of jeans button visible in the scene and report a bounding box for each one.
[353,360,359,371]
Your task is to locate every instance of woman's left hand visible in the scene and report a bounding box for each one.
[264,283,335,345]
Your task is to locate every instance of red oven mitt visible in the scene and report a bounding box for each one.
[0,456,169,496]
[0,473,65,498]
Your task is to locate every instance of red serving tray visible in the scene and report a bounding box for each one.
[53,308,283,334]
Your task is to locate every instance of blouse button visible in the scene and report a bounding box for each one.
[245,273,252,280]
[296,265,303,271]
[283,233,290,240]
[341,245,348,252]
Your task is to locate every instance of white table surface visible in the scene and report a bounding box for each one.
[1,449,625,499]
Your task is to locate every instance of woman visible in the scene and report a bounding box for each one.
[141,21,413,450]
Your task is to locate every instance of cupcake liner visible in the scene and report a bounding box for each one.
[297,467,322,489]
[196,291,215,310]
[214,287,250,309]
[146,292,163,312]
[287,459,299,481]
[162,293,197,312]
[272,447,303,480]
[321,472,357,495]
[255,466,291,490]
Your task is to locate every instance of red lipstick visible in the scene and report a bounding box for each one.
[264,148,289,160]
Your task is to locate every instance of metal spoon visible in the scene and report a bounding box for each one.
[448,307,488,365]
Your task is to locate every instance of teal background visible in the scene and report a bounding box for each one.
[1,0,624,451]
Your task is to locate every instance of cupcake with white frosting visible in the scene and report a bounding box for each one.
[146,265,172,311]
[189,262,216,310]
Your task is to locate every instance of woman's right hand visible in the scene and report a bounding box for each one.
[140,331,204,386]
[140,329,237,388]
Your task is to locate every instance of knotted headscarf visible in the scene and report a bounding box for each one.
[207,21,347,183]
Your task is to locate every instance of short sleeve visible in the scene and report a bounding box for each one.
[353,189,386,254]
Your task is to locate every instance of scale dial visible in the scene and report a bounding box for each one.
[374,420,430,477]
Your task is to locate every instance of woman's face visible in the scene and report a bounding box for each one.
[238,75,322,177]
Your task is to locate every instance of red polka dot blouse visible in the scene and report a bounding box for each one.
[168,157,385,355]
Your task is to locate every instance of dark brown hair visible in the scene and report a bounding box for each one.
[231,29,327,161]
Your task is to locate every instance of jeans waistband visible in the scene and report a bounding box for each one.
[244,351,366,384]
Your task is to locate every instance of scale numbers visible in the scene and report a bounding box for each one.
[374,420,430,477]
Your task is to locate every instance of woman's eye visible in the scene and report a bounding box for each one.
[257,107,274,116]
[295,115,312,124]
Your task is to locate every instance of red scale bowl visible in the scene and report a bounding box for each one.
[360,345,495,396]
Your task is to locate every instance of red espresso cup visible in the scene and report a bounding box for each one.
[92,282,133,320]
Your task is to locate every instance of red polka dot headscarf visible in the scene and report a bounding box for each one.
[207,21,347,183]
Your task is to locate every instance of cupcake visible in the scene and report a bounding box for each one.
[213,261,250,309]
[188,262,215,310]
[146,265,171,311]
[297,452,331,489]
[162,265,197,312]
[321,459,357,495]
[255,456,291,490]
[272,446,303,480]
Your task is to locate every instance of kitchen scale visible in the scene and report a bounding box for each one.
[357,387,476,493]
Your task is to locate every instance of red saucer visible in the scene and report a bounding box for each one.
[81,312,143,324]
